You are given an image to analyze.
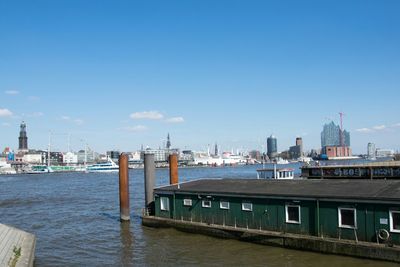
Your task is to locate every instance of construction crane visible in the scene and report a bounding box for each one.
[339,112,345,147]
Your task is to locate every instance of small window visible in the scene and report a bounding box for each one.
[242,202,253,211]
[390,210,400,233]
[183,199,192,206]
[285,205,301,224]
[338,207,356,229]
[220,201,230,210]
[202,200,211,208]
[160,197,170,211]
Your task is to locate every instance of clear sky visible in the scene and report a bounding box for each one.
[1,0,399,154]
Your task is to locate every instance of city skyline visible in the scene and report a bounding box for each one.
[1,1,400,153]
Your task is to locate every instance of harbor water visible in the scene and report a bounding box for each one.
[0,164,398,266]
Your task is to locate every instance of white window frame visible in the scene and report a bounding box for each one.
[242,202,253,212]
[285,204,301,224]
[220,201,230,210]
[389,210,400,233]
[338,207,357,229]
[183,199,192,206]
[160,197,170,211]
[202,200,211,208]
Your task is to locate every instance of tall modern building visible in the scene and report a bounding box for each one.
[321,122,350,147]
[18,121,28,151]
[289,137,303,159]
[367,143,376,159]
[214,143,219,156]
[166,133,171,149]
[296,137,303,156]
[267,135,278,159]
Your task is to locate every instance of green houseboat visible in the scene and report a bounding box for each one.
[145,179,400,262]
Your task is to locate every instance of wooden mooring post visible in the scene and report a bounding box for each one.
[119,153,130,221]
[169,154,179,185]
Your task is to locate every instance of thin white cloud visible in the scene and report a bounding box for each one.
[0,108,13,117]
[355,123,398,133]
[372,125,386,131]
[1,122,10,127]
[130,111,164,120]
[27,112,44,118]
[74,119,84,125]
[5,90,19,95]
[356,128,373,133]
[61,116,71,121]
[121,125,148,132]
[60,115,84,125]
[28,96,40,101]
[165,117,184,123]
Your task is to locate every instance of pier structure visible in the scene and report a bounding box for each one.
[302,161,400,179]
[0,224,35,267]
[143,178,400,263]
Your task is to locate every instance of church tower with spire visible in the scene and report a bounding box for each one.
[166,133,171,149]
[18,121,28,152]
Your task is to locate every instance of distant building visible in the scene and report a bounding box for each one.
[2,147,14,162]
[289,137,303,159]
[77,148,95,164]
[166,133,171,150]
[45,151,63,165]
[63,152,78,165]
[296,137,303,153]
[322,146,352,158]
[367,143,376,159]
[23,153,44,164]
[289,146,301,159]
[107,151,120,162]
[180,150,194,164]
[18,121,28,152]
[249,150,262,161]
[20,150,46,164]
[321,121,350,147]
[267,135,278,159]
[309,149,319,159]
[214,143,219,157]
[376,148,394,158]
[141,148,168,162]
[321,122,351,158]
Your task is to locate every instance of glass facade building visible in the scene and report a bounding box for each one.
[267,135,278,159]
[321,122,350,148]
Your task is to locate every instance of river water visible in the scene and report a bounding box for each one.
[0,164,398,266]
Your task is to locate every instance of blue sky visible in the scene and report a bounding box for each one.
[1,0,399,154]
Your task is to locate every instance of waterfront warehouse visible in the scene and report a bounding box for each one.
[144,179,400,262]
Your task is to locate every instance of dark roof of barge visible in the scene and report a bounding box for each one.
[154,179,400,201]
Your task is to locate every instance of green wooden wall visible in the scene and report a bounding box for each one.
[154,192,400,245]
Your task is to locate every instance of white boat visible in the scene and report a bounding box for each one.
[257,164,294,179]
[24,165,54,174]
[86,157,119,173]
[0,161,17,174]
[274,157,289,164]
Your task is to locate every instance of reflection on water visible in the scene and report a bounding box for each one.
[0,165,398,266]
[120,221,133,266]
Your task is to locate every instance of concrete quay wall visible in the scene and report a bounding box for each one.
[142,216,400,263]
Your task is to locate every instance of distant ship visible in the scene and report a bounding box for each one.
[24,165,54,174]
[192,151,246,166]
[86,157,119,173]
